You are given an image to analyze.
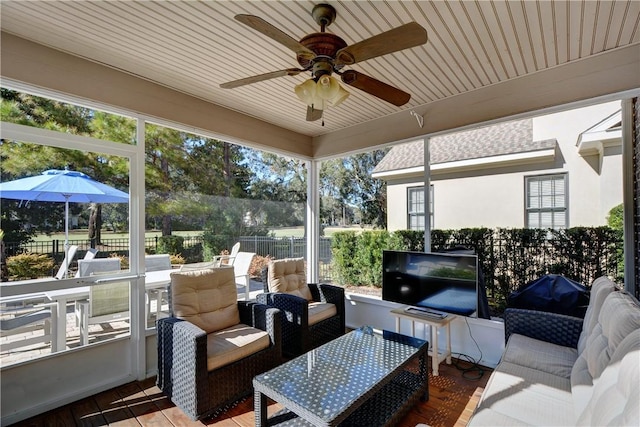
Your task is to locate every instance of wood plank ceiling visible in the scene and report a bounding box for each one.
[1,1,639,141]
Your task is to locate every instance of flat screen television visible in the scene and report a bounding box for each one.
[382,250,479,317]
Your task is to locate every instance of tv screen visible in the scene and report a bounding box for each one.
[382,250,478,317]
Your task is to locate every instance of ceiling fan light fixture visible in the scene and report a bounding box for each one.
[316,74,340,100]
[294,79,317,105]
[329,85,350,107]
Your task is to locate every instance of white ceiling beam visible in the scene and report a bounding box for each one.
[0,32,313,158]
[312,43,640,158]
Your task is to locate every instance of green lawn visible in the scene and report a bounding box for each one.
[32,226,368,241]
[31,230,202,242]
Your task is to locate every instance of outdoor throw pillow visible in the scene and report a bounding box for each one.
[170,266,240,333]
[268,258,312,301]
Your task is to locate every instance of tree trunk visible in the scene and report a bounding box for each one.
[162,215,172,236]
[0,238,7,282]
[161,156,172,236]
[88,204,102,248]
[223,142,231,197]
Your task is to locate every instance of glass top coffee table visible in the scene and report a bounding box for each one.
[253,326,429,426]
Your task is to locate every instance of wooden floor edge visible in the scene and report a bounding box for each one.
[454,386,484,427]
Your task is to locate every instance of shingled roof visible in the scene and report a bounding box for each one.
[373,118,556,174]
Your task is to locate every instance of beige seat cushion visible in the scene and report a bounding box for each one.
[170,266,239,333]
[268,258,312,301]
[206,323,270,371]
[308,302,337,325]
[503,333,578,378]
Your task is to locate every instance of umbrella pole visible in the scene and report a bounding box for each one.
[64,197,70,278]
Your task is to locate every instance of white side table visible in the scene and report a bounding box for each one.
[390,307,456,376]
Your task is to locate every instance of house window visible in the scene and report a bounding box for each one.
[526,174,568,229]
[407,186,434,230]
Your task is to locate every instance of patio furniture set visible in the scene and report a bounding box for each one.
[156,257,430,423]
[467,275,640,426]
[0,246,259,356]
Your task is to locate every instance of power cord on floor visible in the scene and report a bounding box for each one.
[450,317,486,381]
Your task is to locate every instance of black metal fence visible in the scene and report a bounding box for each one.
[5,235,335,281]
[5,227,623,292]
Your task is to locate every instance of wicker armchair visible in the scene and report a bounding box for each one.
[156,266,281,420]
[257,258,345,357]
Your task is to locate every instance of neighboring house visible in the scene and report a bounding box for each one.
[372,102,622,231]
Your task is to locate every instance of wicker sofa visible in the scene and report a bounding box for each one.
[468,276,640,426]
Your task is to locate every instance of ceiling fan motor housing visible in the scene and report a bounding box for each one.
[297,32,347,68]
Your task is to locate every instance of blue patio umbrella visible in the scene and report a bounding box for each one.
[0,169,129,277]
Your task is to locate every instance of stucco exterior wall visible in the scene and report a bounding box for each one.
[531,101,622,227]
[384,101,622,231]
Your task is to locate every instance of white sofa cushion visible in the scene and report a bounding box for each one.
[502,333,578,378]
[473,361,574,426]
[571,292,640,419]
[575,329,640,425]
[577,276,615,354]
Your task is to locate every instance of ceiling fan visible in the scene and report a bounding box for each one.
[220,3,428,122]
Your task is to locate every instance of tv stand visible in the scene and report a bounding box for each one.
[390,306,456,376]
[404,306,448,319]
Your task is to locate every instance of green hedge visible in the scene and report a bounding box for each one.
[331,227,623,311]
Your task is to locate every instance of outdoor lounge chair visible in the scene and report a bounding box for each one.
[54,244,78,280]
[0,306,54,352]
[76,257,121,278]
[233,251,255,300]
[145,254,172,317]
[76,278,129,346]
[179,261,219,271]
[258,257,345,357]
[218,241,240,265]
[156,266,282,420]
[144,254,172,272]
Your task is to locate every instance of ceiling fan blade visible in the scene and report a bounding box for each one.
[335,22,427,66]
[341,70,411,106]
[235,14,316,61]
[306,106,323,122]
[220,69,304,89]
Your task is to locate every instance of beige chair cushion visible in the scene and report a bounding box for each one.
[206,323,270,371]
[170,266,239,333]
[268,258,312,301]
[308,302,337,325]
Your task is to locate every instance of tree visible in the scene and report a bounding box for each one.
[1,91,131,247]
[607,203,623,231]
[320,149,389,228]
[244,150,307,228]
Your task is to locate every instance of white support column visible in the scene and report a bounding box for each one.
[132,117,147,380]
[306,160,320,283]
[621,98,636,294]
[423,137,431,252]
